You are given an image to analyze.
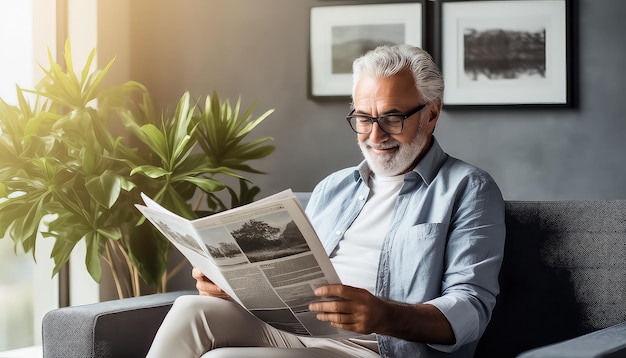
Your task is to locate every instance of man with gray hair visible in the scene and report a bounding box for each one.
[147,44,505,358]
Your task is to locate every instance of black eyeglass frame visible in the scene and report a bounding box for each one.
[345,103,428,135]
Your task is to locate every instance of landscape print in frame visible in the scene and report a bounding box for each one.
[310,2,424,99]
[440,0,571,107]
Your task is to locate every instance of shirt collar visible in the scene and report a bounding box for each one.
[352,137,448,186]
[410,137,448,185]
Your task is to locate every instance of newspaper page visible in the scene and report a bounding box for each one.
[135,189,355,338]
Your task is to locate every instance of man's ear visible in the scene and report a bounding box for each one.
[429,99,443,122]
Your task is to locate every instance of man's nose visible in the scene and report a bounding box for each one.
[369,121,389,143]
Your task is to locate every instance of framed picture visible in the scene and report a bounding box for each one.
[310,2,425,99]
[439,0,573,107]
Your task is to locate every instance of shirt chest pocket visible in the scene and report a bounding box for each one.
[386,223,448,301]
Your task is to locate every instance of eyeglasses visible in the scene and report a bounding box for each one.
[346,103,427,135]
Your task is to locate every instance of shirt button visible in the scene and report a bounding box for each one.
[358,195,365,201]
[335,231,342,236]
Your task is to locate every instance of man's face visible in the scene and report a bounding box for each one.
[353,70,439,176]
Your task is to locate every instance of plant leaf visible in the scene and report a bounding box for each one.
[131,165,171,178]
[85,170,122,209]
[84,231,103,283]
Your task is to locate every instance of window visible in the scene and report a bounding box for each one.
[0,0,33,104]
[1,0,105,353]
[0,0,59,353]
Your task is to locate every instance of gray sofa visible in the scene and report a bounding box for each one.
[42,194,626,357]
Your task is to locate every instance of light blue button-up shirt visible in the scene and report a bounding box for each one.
[305,138,505,358]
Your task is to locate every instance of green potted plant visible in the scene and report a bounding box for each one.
[0,41,275,298]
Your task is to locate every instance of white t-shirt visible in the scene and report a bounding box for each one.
[330,173,404,294]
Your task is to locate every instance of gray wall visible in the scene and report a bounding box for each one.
[118,0,626,202]
[94,0,625,297]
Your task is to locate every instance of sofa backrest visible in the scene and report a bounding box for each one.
[476,200,626,357]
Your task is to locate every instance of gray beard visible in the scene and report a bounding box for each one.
[359,137,421,177]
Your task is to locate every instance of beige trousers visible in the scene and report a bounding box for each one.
[146,295,380,358]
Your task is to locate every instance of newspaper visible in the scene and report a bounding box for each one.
[136,189,354,338]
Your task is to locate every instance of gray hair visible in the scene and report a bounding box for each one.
[351,44,444,105]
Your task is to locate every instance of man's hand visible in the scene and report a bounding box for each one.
[192,267,231,299]
[308,284,390,335]
[308,284,456,344]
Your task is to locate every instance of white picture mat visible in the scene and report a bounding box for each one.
[310,3,423,97]
[442,0,567,105]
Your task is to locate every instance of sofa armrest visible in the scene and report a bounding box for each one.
[517,322,626,358]
[42,290,195,358]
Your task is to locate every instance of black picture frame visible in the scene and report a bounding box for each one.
[309,2,427,100]
[435,0,575,108]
